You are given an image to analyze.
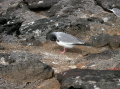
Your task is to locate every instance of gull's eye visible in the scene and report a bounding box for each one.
[56,39,59,42]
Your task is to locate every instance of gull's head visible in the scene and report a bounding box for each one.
[46,32,57,41]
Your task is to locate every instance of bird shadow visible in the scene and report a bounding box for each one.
[54,46,83,54]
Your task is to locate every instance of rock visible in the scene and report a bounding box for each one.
[0,46,5,50]
[36,78,60,89]
[0,34,19,43]
[0,17,7,25]
[82,49,120,70]
[115,63,120,68]
[87,17,104,24]
[20,18,53,42]
[0,14,22,35]
[23,0,60,10]
[0,53,15,65]
[0,51,54,84]
[57,69,120,89]
[1,0,47,24]
[19,35,42,46]
[48,0,103,17]
[90,33,110,47]
[0,0,22,12]
[95,0,120,11]
[0,78,24,89]
[2,20,22,35]
[90,34,120,48]
[1,0,120,89]
[20,16,91,42]
[109,35,120,48]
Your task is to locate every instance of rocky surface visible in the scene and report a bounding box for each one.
[0,51,54,89]
[0,0,120,89]
[95,0,120,11]
[57,69,120,89]
[23,0,60,10]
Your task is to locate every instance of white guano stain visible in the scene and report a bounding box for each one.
[38,1,44,4]
[94,85,100,89]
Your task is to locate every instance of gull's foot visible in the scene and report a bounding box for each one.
[60,48,67,54]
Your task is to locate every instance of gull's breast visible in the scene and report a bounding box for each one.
[56,41,74,48]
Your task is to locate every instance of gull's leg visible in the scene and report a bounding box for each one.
[60,48,67,54]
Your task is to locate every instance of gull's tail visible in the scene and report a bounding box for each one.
[72,42,92,46]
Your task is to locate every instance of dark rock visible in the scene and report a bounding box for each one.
[85,49,118,61]
[0,51,54,84]
[23,0,60,10]
[0,17,7,25]
[2,20,22,35]
[48,0,103,17]
[109,35,120,48]
[81,49,120,70]
[87,17,104,24]
[9,51,42,63]
[0,14,23,35]
[90,34,120,48]
[19,35,42,46]
[57,69,120,89]
[20,16,90,42]
[90,34,110,47]
[0,46,4,50]
[20,18,53,42]
[1,0,46,25]
[95,0,120,11]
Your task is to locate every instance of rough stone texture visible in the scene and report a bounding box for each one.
[1,0,120,44]
[19,16,91,42]
[95,0,120,11]
[57,69,120,89]
[23,0,60,10]
[0,51,54,85]
[90,33,110,47]
[36,78,60,89]
[0,0,120,89]
[109,35,120,48]
[80,49,120,70]
[0,0,22,13]
[48,0,103,17]
[90,34,120,48]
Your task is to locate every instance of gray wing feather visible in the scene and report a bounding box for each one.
[54,32,84,44]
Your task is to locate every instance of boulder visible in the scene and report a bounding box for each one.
[23,0,60,10]
[57,69,120,89]
[0,51,54,84]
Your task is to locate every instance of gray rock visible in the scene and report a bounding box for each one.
[23,0,60,10]
[90,34,120,48]
[57,69,120,89]
[90,33,110,47]
[0,51,54,84]
[95,0,120,11]
[0,17,7,25]
[109,35,120,48]
[48,0,103,17]
[82,49,120,70]
[20,16,90,42]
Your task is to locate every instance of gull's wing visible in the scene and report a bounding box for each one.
[54,32,85,44]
